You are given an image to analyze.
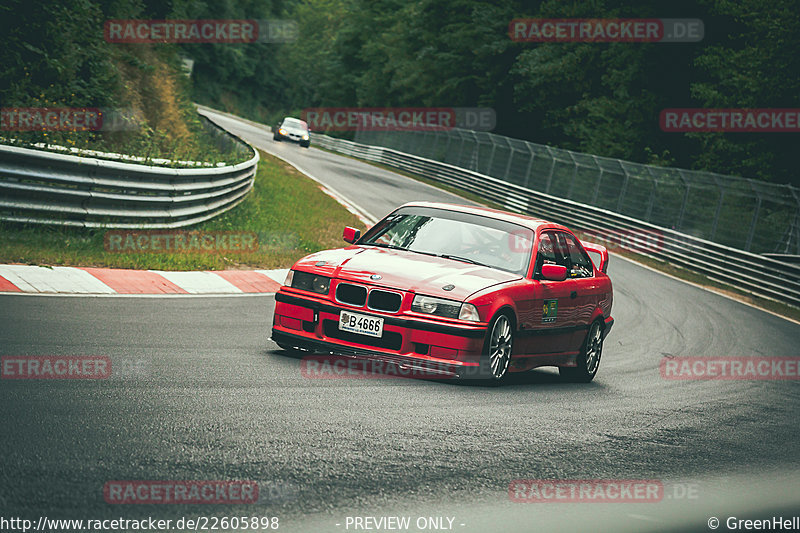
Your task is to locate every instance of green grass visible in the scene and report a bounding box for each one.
[0,150,365,270]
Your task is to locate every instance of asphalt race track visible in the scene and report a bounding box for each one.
[1,109,799,532]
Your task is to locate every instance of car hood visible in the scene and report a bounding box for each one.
[281,125,307,135]
[293,246,521,301]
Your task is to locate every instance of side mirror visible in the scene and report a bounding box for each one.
[541,264,567,281]
[343,226,361,244]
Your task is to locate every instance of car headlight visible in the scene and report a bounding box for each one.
[279,129,287,135]
[290,270,331,294]
[458,303,481,322]
[411,295,462,319]
[302,134,309,140]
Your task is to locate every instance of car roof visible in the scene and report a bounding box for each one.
[396,201,570,233]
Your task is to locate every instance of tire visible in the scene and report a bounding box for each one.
[273,135,281,141]
[478,313,513,383]
[560,320,603,383]
[301,142,310,148]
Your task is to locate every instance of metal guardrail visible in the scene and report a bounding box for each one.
[0,116,258,228]
[355,128,800,256]
[314,134,800,309]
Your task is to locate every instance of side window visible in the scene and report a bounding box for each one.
[534,232,568,277]
[560,233,594,278]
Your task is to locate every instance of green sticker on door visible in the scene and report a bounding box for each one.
[542,299,558,323]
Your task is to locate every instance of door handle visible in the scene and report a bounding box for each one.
[570,291,578,299]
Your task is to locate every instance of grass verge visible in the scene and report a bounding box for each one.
[0,150,365,271]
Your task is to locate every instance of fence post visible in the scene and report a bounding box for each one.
[709,177,725,242]
[523,143,535,189]
[745,185,762,253]
[591,155,603,204]
[616,163,630,213]
[455,130,467,167]
[470,131,480,172]
[443,130,452,163]
[676,171,690,231]
[503,137,515,180]
[644,167,657,222]
[545,146,556,194]
[486,134,497,176]
[566,152,579,199]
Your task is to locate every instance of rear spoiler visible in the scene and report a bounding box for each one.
[580,241,609,273]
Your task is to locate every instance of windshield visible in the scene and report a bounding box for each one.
[360,207,533,276]
[282,118,308,130]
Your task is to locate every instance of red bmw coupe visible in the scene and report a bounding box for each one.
[271,202,614,382]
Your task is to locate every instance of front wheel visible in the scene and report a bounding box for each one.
[478,313,513,383]
[560,320,603,382]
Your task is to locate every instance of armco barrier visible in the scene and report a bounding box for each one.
[355,128,800,255]
[0,117,258,228]
[314,134,800,309]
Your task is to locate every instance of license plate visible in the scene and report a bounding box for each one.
[339,311,384,338]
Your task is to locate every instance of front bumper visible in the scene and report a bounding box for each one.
[275,132,309,144]
[273,330,466,378]
[271,290,487,376]
[603,317,614,338]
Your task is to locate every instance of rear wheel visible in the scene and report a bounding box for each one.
[560,320,603,382]
[479,313,513,383]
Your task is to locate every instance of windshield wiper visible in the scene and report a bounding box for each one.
[366,242,407,251]
[371,243,438,257]
[366,244,480,264]
[438,254,483,266]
